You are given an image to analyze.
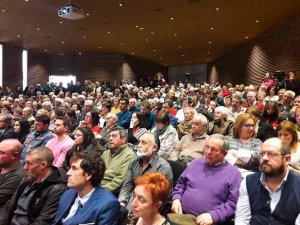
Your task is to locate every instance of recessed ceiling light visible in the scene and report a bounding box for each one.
[151,31,155,35]
[209,41,212,44]
[174,33,177,36]
[98,46,102,49]
[245,36,249,39]
[207,51,210,54]
[160,57,163,60]
[182,54,185,57]
[139,27,144,30]
[256,20,259,23]
[216,7,219,10]
[61,41,65,44]
[107,31,111,34]
[1,9,6,12]
[44,49,47,52]
[78,52,82,55]
[210,27,214,30]
[17,35,21,38]
[36,28,40,31]
[119,3,123,7]
[25,0,29,2]
[145,38,149,42]
[83,36,87,39]
[131,52,134,55]
[153,49,156,52]
[136,25,139,28]
[59,21,63,24]
[178,45,182,48]
[120,43,124,46]
[170,17,174,20]
[86,13,90,16]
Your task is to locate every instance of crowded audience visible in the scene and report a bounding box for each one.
[0,71,299,224]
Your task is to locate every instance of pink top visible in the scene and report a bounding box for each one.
[46,136,75,168]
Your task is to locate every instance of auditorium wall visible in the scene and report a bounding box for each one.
[207,14,300,85]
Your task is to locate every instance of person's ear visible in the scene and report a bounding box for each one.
[284,154,291,165]
[154,201,162,210]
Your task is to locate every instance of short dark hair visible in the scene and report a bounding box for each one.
[56,116,70,128]
[120,98,129,105]
[155,112,170,125]
[35,114,50,125]
[109,127,128,141]
[27,146,54,166]
[73,151,106,187]
[65,109,76,118]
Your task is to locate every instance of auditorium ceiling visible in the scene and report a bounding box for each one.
[0,0,300,66]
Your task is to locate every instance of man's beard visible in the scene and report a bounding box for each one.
[261,162,285,178]
[136,148,153,158]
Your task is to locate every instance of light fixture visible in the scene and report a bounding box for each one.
[107,31,111,34]
[170,17,174,20]
[59,21,63,24]
[216,7,219,10]
[256,20,259,23]
[209,41,212,44]
[210,27,214,30]
[61,41,65,44]
[36,28,40,31]
[245,36,249,39]
[17,35,21,38]
[119,3,123,7]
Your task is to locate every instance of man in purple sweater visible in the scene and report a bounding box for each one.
[169,134,242,225]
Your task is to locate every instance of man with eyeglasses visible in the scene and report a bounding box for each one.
[235,137,300,224]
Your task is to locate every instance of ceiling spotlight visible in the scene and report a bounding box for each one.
[136,25,139,28]
[1,9,6,12]
[61,41,65,44]
[170,17,174,20]
[120,43,124,46]
[210,27,214,30]
[44,49,47,52]
[98,46,102,49]
[209,41,212,44]
[131,52,134,55]
[256,20,259,23]
[216,7,219,10]
[59,21,63,24]
[174,33,177,36]
[245,36,249,39]
[151,31,155,35]
[107,31,111,34]
[119,3,123,7]
[17,35,21,38]
[86,13,90,16]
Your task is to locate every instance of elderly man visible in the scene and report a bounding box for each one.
[118,132,172,211]
[242,91,264,114]
[177,107,196,140]
[169,114,210,164]
[0,147,67,225]
[0,139,25,207]
[0,114,17,142]
[128,98,140,113]
[279,90,295,120]
[207,106,234,136]
[98,113,122,149]
[228,95,246,121]
[53,152,120,225]
[169,134,242,225]
[235,138,300,224]
[101,127,136,194]
[21,107,35,126]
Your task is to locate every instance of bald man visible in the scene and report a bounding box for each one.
[0,139,25,207]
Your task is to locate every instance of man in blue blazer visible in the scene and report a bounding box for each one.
[52,152,120,225]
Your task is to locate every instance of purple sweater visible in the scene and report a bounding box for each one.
[172,157,242,223]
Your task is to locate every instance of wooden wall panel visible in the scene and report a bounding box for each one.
[208,15,300,85]
[2,45,22,89]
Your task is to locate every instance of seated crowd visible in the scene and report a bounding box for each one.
[0,73,300,225]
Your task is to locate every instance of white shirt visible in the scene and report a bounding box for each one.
[235,171,300,225]
[62,188,95,222]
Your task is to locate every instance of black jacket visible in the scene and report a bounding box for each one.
[0,167,67,225]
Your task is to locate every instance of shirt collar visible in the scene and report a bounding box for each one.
[76,188,95,206]
[260,170,289,192]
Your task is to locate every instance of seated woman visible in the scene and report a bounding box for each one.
[14,119,31,144]
[128,111,147,152]
[261,101,280,129]
[131,172,176,225]
[277,120,300,171]
[207,106,234,136]
[99,102,112,128]
[151,112,178,160]
[62,127,102,171]
[246,106,275,141]
[79,110,101,134]
[226,113,262,176]
[264,86,279,102]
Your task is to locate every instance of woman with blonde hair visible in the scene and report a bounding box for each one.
[277,120,300,170]
[226,113,262,174]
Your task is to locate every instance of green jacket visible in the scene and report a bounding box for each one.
[101,144,136,193]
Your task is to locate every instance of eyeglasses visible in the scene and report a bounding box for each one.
[259,152,283,159]
[243,124,255,128]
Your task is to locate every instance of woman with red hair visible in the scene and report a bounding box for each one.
[131,172,176,225]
